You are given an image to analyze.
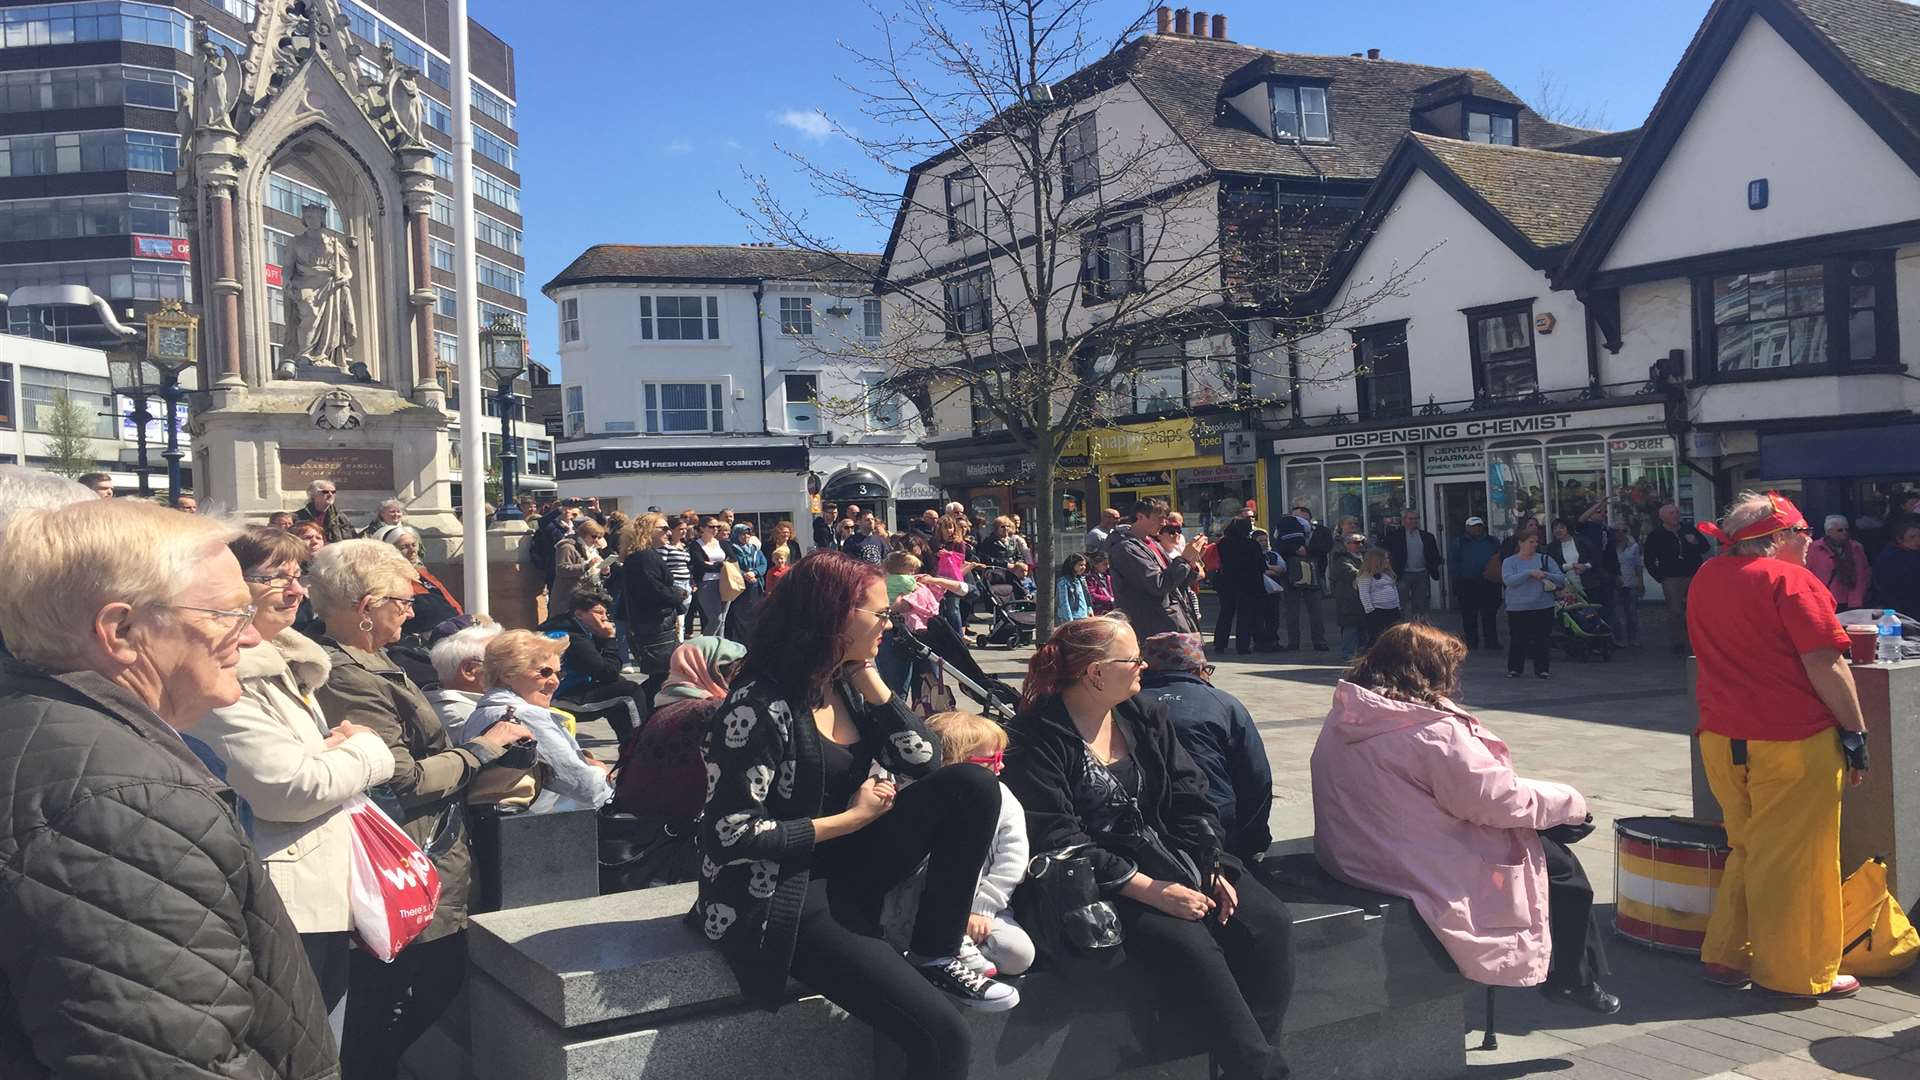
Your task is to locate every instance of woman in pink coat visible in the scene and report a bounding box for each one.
[1805,515,1871,611]
[1310,622,1620,1014]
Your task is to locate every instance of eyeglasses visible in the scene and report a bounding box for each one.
[967,750,1004,772]
[1789,525,1813,535]
[1099,657,1148,668]
[167,602,258,629]
[244,572,304,592]
[531,666,559,680]
[854,607,896,624]
[375,595,416,611]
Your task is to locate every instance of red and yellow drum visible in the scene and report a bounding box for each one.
[1613,816,1728,954]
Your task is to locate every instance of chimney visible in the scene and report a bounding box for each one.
[1156,6,1171,34]
[1366,47,1381,60]
[1192,11,1207,37]
[1173,8,1189,35]
[1211,13,1227,39]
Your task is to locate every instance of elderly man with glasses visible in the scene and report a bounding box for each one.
[0,499,340,1077]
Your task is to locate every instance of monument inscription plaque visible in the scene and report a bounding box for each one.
[280,447,396,492]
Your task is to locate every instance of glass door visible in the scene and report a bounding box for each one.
[1435,480,1489,609]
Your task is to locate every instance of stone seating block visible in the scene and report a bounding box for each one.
[468,805,600,915]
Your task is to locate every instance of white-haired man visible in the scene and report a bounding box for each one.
[424,618,502,741]
[292,477,356,542]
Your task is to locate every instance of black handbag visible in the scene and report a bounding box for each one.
[1540,814,1595,846]
[598,811,702,894]
[1012,844,1125,975]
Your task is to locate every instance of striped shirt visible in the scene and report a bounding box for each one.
[1358,574,1401,613]
[661,542,693,591]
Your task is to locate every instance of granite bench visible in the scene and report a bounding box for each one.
[462,848,1469,1080]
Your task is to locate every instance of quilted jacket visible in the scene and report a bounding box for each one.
[311,639,500,944]
[0,660,339,1079]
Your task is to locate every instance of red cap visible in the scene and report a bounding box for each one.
[1697,491,1807,546]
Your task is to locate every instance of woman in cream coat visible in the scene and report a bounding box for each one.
[194,527,395,1011]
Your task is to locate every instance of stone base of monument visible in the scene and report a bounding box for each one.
[464,851,1467,1080]
[193,381,459,544]
[1690,658,1920,898]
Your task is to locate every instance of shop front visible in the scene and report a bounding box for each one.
[1092,415,1262,537]
[1272,401,1683,604]
[1751,418,1920,554]
[557,442,812,537]
[932,440,1093,542]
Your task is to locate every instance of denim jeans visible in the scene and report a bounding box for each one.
[1339,624,1365,661]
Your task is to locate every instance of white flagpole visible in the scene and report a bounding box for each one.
[450,0,488,613]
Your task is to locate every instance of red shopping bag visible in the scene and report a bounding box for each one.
[344,795,441,962]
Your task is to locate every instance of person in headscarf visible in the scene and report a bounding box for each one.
[612,636,746,818]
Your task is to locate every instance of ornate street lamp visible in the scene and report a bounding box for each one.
[144,301,198,506]
[107,348,155,496]
[481,313,527,521]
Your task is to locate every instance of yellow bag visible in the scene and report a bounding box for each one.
[1839,858,1920,978]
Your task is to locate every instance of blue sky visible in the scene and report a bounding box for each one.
[473,0,1714,373]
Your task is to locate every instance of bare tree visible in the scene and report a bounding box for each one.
[39,392,98,480]
[740,0,1425,627]
[1531,70,1609,131]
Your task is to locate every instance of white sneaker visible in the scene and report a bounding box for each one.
[956,938,997,978]
[911,953,1020,1011]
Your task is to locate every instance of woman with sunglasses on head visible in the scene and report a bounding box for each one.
[192,527,396,1013]
[465,629,614,814]
[307,539,533,1079]
[1002,616,1295,1080]
[693,551,1015,1080]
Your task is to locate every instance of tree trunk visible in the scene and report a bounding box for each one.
[1032,425,1057,633]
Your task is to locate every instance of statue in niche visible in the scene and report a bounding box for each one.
[385,64,425,148]
[194,37,241,134]
[284,203,360,370]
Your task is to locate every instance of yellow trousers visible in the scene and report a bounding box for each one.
[1699,729,1844,994]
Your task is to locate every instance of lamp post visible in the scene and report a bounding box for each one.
[144,301,197,506]
[107,350,154,496]
[481,313,527,521]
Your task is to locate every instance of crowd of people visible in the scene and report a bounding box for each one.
[0,462,1897,1078]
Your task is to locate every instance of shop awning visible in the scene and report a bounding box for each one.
[822,468,891,502]
[1760,420,1920,480]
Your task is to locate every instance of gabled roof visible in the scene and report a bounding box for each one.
[1558,0,1920,286]
[877,31,1615,283]
[1313,133,1620,304]
[543,245,880,296]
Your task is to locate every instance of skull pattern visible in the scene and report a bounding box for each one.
[721,706,757,749]
[702,901,738,940]
[889,730,936,766]
[701,856,721,880]
[744,764,773,803]
[765,699,793,735]
[715,811,755,847]
[747,859,779,899]
[705,761,721,801]
[776,759,796,800]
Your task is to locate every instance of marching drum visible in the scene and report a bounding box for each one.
[1613,816,1729,954]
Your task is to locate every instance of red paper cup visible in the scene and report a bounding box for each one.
[1846,626,1878,665]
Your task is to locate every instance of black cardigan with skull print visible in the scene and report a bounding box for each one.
[688,672,943,1009]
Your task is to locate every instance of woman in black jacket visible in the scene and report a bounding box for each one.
[692,551,1015,1080]
[1003,616,1295,1080]
[623,512,687,703]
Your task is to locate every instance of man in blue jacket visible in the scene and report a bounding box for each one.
[1140,631,1273,863]
[1448,516,1502,649]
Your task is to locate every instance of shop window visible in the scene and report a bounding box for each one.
[1363,452,1408,538]
[1488,442,1547,538]
[1700,256,1895,376]
[1547,440,1606,529]
[1284,459,1323,522]
[1467,301,1538,400]
[1352,321,1410,420]
[1324,457,1365,536]
[1608,432,1676,547]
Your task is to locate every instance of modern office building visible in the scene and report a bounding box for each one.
[0,0,550,498]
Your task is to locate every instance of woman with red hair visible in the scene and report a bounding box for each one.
[692,551,1014,1080]
[1003,616,1294,1080]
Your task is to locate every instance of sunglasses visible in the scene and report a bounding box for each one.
[967,750,1004,773]
[531,666,559,680]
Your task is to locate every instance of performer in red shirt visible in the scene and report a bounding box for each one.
[1689,491,1869,999]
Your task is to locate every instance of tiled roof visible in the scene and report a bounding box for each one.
[1110,33,1601,181]
[1412,134,1621,249]
[543,245,881,295]
[1789,0,1920,100]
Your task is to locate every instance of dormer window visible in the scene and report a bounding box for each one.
[1270,83,1331,143]
[1466,108,1517,146]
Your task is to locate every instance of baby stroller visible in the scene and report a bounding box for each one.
[904,617,1022,722]
[1552,577,1615,661]
[971,566,1038,649]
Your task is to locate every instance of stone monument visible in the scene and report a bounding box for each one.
[180,0,460,547]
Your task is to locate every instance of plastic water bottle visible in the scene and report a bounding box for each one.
[1877,609,1903,664]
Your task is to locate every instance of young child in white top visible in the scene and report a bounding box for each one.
[927,711,1034,977]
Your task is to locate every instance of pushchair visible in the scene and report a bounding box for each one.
[971,566,1038,649]
[903,616,1022,721]
[1552,577,1615,661]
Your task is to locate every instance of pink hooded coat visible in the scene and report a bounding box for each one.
[1310,681,1587,986]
